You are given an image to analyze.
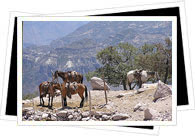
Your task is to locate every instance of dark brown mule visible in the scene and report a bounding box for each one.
[39,81,61,108]
[61,82,88,108]
[53,70,83,83]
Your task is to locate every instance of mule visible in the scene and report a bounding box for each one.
[39,81,61,108]
[61,82,88,108]
[127,69,159,90]
[52,70,83,83]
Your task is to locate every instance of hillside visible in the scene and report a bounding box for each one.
[23,21,172,95]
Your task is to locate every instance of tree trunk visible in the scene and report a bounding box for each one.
[164,58,169,84]
[122,80,127,90]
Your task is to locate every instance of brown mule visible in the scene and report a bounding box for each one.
[61,82,88,108]
[39,81,61,108]
[53,70,83,83]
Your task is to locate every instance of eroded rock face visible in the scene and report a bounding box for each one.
[91,77,110,90]
[153,80,172,102]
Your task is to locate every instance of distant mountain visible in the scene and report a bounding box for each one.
[23,21,172,95]
[23,21,88,46]
[51,21,172,48]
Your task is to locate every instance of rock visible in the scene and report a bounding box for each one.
[142,83,158,89]
[22,100,31,105]
[136,88,147,94]
[144,108,157,120]
[82,111,90,118]
[102,115,110,121]
[23,107,33,113]
[68,115,74,120]
[111,113,130,121]
[92,111,102,119]
[116,94,125,98]
[34,115,41,121]
[153,80,172,102]
[56,111,68,118]
[91,77,110,90]
[82,117,90,121]
[134,103,143,112]
[42,113,48,119]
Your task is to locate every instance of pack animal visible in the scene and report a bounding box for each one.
[127,70,159,90]
[39,81,61,108]
[61,82,88,108]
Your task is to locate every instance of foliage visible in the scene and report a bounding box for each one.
[23,91,39,100]
[86,38,172,90]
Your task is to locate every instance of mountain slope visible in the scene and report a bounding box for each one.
[23,21,172,95]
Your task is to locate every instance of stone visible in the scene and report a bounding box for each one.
[136,88,147,94]
[82,111,90,118]
[56,111,68,118]
[134,103,143,112]
[102,115,110,121]
[91,77,110,90]
[82,117,90,121]
[34,115,41,121]
[68,115,74,120]
[144,108,157,120]
[116,94,125,98]
[42,113,48,119]
[153,80,172,102]
[141,83,158,89]
[111,113,130,121]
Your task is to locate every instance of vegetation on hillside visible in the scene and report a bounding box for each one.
[86,38,172,90]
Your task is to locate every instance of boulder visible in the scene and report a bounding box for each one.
[81,111,90,118]
[82,117,90,121]
[153,80,172,102]
[142,83,158,89]
[116,94,125,98]
[91,77,110,90]
[111,113,130,121]
[68,115,74,120]
[144,108,157,120]
[56,111,68,118]
[102,115,110,121]
[133,103,144,112]
[136,88,147,94]
[42,113,48,119]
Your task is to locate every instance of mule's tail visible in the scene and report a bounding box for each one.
[84,85,88,102]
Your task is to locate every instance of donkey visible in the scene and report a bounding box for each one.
[127,69,159,90]
[52,70,83,84]
[39,81,61,108]
[61,82,88,108]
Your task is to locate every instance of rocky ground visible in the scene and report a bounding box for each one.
[22,81,172,121]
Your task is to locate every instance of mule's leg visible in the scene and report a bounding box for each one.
[42,97,44,106]
[51,96,53,109]
[64,97,67,107]
[61,95,64,108]
[40,96,42,106]
[48,94,50,107]
[78,92,84,108]
[128,83,132,90]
